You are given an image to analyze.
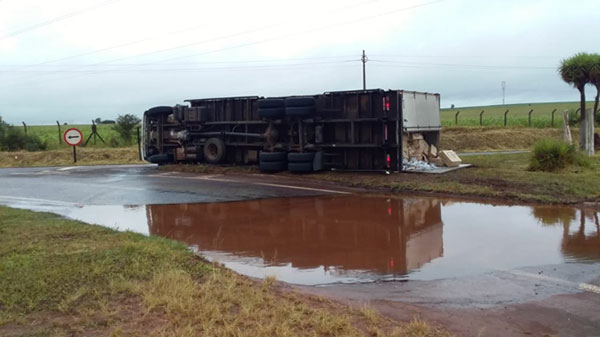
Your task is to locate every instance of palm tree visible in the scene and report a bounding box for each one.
[589,54,600,123]
[559,53,593,149]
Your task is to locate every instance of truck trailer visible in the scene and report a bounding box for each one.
[142,89,441,173]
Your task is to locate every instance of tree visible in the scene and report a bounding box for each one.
[589,53,600,123]
[113,114,141,143]
[94,117,102,124]
[559,53,594,150]
[0,116,8,139]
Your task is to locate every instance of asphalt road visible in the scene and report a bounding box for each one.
[0,164,353,206]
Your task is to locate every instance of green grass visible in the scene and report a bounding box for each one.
[442,101,592,128]
[0,206,451,337]
[21,124,132,149]
[404,152,600,203]
[0,207,208,318]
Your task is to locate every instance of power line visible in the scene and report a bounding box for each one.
[0,55,358,68]
[0,59,359,74]
[369,60,555,70]
[1,0,445,89]
[370,53,563,60]
[0,0,121,41]
[148,0,446,65]
[0,0,381,85]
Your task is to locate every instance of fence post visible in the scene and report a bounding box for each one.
[562,110,572,144]
[585,108,594,156]
[455,111,460,125]
[136,127,142,161]
[56,121,62,144]
[504,109,509,126]
[551,109,557,127]
[528,109,534,127]
[479,110,484,126]
[21,122,27,135]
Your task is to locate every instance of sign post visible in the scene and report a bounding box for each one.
[63,128,83,163]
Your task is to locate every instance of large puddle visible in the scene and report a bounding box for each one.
[8,195,600,285]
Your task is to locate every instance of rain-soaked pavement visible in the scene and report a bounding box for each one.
[1,164,599,336]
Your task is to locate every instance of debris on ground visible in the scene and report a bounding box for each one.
[403,157,438,171]
[439,150,462,167]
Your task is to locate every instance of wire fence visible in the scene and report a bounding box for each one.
[442,107,597,128]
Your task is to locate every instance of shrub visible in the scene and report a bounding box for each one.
[113,114,141,144]
[0,116,8,139]
[23,134,48,151]
[529,139,578,171]
[0,117,48,152]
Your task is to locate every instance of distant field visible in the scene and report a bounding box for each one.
[441,101,592,128]
[23,124,133,149]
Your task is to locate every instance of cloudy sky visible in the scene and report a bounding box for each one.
[0,0,598,124]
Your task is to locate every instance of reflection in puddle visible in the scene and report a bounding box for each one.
[148,197,443,284]
[5,195,600,285]
[533,206,600,261]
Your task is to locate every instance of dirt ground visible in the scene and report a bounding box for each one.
[297,276,600,337]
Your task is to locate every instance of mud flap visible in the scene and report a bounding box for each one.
[313,151,323,172]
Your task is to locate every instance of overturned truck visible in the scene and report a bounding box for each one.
[142,89,441,173]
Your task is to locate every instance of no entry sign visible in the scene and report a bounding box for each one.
[63,128,83,146]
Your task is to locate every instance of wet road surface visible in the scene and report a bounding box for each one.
[1,164,599,336]
[0,164,354,205]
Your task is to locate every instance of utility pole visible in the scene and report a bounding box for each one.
[361,50,368,91]
[501,81,506,105]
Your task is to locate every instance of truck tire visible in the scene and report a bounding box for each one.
[285,106,315,117]
[258,107,285,119]
[145,106,173,116]
[285,97,315,107]
[288,162,313,173]
[259,160,287,172]
[257,99,284,109]
[148,153,173,164]
[287,152,315,163]
[203,138,226,164]
[259,151,287,162]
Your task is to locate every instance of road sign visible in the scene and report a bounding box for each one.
[63,128,83,146]
[63,128,83,163]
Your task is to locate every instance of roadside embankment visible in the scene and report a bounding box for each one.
[0,206,451,337]
[0,147,143,167]
[441,126,577,152]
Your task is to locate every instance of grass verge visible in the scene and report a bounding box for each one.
[0,206,451,337]
[0,147,144,167]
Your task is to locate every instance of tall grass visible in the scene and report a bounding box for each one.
[528,139,591,171]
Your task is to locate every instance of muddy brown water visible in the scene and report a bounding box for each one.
[12,195,600,285]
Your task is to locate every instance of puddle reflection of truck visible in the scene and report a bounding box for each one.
[142,89,441,173]
[146,196,443,276]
